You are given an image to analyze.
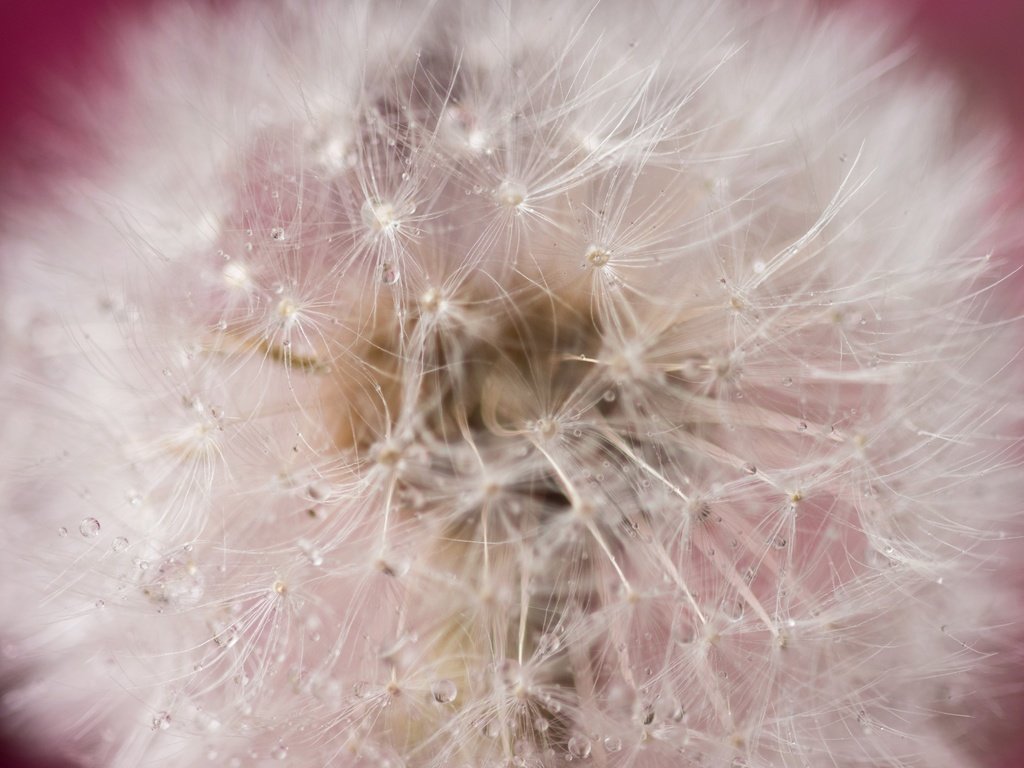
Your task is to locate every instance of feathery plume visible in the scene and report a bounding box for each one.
[1,1,1021,767]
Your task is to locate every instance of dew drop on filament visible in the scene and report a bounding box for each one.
[431,678,457,704]
[567,734,592,758]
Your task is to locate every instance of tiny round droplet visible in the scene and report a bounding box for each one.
[307,481,330,501]
[112,536,129,552]
[270,227,286,241]
[381,265,401,285]
[144,557,205,608]
[603,736,622,753]
[537,632,562,654]
[152,712,171,731]
[496,180,527,208]
[741,463,756,475]
[567,734,591,759]
[271,744,288,760]
[57,526,68,538]
[79,517,101,538]
[431,678,457,704]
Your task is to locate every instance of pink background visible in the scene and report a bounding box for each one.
[0,1,1020,766]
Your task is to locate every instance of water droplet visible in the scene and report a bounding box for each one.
[270,227,286,241]
[111,536,129,552]
[602,389,616,403]
[79,517,101,538]
[603,736,622,752]
[567,734,591,759]
[657,696,685,722]
[482,720,500,738]
[151,712,171,731]
[353,680,371,699]
[496,180,527,208]
[537,632,563,654]
[381,265,401,285]
[214,625,239,649]
[57,526,68,538]
[782,376,793,387]
[94,599,105,609]
[271,744,288,760]
[431,678,457,704]
[797,421,807,432]
[533,716,550,733]
[143,556,205,609]
[728,598,745,621]
[741,463,756,475]
[307,480,330,501]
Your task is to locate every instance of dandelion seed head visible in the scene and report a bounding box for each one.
[0,1,1021,767]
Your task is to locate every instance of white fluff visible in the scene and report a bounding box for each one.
[0,1,1021,766]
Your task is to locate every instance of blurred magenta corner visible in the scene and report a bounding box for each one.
[0,0,131,152]
[0,1,1021,767]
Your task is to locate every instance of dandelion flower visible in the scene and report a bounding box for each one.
[1,1,1021,767]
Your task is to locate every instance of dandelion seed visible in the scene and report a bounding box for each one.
[496,180,527,209]
[361,199,399,234]
[584,244,611,268]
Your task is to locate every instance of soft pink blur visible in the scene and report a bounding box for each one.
[1,0,1022,176]
[0,1,1020,767]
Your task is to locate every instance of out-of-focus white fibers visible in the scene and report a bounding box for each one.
[1,1,1021,767]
